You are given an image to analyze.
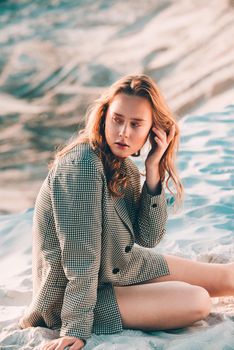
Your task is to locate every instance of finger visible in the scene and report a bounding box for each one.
[42,340,56,350]
[55,338,78,350]
[69,340,85,350]
[154,136,163,147]
[54,344,67,350]
[46,344,56,350]
[167,124,176,143]
[152,129,167,145]
[54,345,63,350]
[152,127,167,140]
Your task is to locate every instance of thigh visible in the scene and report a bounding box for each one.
[141,254,227,297]
[114,281,211,331]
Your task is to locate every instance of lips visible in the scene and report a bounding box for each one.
[115,141,129,147]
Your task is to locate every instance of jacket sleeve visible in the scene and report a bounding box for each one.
[50,158,103,341]
[132,172,168,248]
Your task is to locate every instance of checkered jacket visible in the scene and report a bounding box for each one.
[19,143,168,340]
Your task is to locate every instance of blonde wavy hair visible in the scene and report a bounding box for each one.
[51,74,183,205]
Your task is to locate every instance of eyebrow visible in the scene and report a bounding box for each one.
[113,112,146,122]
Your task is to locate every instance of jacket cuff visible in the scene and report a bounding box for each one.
[142,181,166,207]
[60,322,91,342]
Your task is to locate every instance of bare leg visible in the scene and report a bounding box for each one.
[114,281,211,331]
[140,255,234,297]
[113,255,234,331]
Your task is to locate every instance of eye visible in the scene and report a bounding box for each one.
[131,122,140,128]
[112,115,123,124]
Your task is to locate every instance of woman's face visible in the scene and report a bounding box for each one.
[104,93,153,159]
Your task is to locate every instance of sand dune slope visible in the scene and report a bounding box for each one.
[0,0,234,213]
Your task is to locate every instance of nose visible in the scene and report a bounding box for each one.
[119,123,129,138]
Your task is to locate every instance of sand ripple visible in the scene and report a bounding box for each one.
[0,106,233,348]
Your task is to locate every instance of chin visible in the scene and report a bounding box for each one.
[114,153,128,160]
[112,150,129,160]
[108,146,128,159]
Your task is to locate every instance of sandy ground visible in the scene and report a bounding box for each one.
[0,105,233,349]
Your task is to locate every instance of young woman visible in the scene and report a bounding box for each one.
[19,74,234,350]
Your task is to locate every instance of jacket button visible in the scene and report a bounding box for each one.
[125,245,131,253]
[152,203,158,208]
[112,268,120,274]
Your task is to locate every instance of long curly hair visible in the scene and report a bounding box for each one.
[51,74,183,204]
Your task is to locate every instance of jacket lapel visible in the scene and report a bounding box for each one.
[112,196,134,237]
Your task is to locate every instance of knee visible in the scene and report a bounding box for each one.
[222,263,234,293]
[191,286,211,320]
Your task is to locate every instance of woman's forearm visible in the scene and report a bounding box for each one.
[145,165,162,195]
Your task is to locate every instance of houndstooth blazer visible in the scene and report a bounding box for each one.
[19,143,169,341]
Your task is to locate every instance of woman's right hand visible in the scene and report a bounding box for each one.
[42,336,85,350]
